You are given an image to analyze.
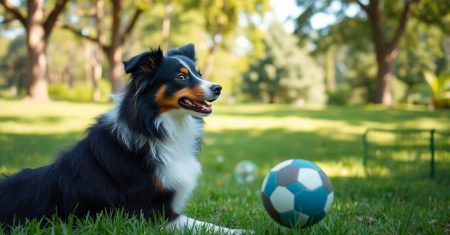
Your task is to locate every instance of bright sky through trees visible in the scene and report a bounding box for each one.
[269,0,360,32]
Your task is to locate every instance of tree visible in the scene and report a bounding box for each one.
[243,22,326,104]
[308,17,373,99]
[395,18,446,98]
[199,0,269,80]
[160,0,173,53]
[0,35,27,94]
[92,0,104,101]
[359,0,414,106]
[63,0,148,93]
[0,0,69,101]
[295,0,416,106]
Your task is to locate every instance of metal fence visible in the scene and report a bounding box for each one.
[362,129,450,179]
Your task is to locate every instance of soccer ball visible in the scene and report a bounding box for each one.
[261,159,334,228]
[234,160,257,184]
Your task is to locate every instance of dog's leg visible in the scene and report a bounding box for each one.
[168,215,246,234]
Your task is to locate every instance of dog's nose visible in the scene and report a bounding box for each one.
[210,84,222,95]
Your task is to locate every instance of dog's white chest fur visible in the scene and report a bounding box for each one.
[155,111,202,213]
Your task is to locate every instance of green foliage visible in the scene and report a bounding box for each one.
[396,19,446,91]
[391,77,408,103]
[123,1,257,103]
[423,72,450,108]
[295,0,450,106]
[0,35,26,90]
[327,84,368,106]
[48,80,111,103]
[412,0,450,34]
[242,22,326,104]
[199,0,269,36]
[0,100,449,233]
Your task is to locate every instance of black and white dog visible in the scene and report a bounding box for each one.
[0,44,242,234]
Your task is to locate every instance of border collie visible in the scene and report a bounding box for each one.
[0,44,243,234]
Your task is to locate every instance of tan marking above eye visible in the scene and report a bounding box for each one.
[180,67,189,75]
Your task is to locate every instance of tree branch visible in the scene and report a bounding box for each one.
[44,0,70,40]
[58,22,97,42]
[120,8,143,45]
[0,0,26,27]
[355,0,369,14]
[389,0,414,50]
[0,16,15,25]
[58,21,110,54]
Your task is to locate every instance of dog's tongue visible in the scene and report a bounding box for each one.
[192,100,211,112]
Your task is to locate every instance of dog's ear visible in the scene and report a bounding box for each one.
[123,47,163,74]
[167,44,196,61]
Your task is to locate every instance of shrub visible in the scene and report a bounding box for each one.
[49,80,111,102]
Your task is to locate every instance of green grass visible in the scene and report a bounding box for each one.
[0,100,449,234]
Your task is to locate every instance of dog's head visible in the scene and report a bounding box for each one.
[122,44,221,117]
[118,44,221,138]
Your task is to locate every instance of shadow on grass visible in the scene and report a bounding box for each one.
[201,127,362,166]
[0,131,83,174]
[215,106,449,127]
[200,127,449,185]
[0,115,66,125]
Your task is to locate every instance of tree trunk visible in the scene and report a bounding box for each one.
[325,46,336,92]
[375,51,395,106]
[203,39,220,81]
[92,0,104,101]
[161,0,173,53]
[365,0,412,106]
[107,48,124,93]
[26,0,49,101]
[91,46,103,101]
[268,92,276,104]
[108,0,125,93]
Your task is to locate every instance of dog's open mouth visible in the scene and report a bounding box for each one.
[178,97,212,114]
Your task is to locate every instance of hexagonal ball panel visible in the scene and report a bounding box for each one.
[271,159,293,171]
[324,192,334,213]
[261,192,281,224]
[276,164,300,186]
[319,170,333,193]
[270,186,295,213]
[294,187,328,216]
[261,171,278,195]
[292,159,320,171]
[297,168,322,190]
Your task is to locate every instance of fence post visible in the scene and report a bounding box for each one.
[430,129,436,179]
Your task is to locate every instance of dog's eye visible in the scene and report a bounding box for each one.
[176,73,189,81]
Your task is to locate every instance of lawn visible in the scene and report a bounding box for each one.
[0,100,449,234]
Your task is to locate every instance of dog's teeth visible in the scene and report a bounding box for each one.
[185,99,192,105]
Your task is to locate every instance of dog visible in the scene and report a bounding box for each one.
[0,44,242,234]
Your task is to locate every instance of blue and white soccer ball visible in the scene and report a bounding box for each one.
[261,159,334,228]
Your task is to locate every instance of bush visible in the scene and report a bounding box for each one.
[327,85,367,106]
[327,87,351,106]
[49,80,111,102]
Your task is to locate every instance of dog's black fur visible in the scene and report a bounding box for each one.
[0,44,209,227]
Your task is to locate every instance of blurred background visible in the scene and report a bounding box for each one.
[0,0,449,108]
[0,1,449,232]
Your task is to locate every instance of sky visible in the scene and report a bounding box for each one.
[269,0,360,32]
[268,0,303,32]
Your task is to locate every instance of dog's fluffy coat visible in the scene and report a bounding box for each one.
[0,44,240,233]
